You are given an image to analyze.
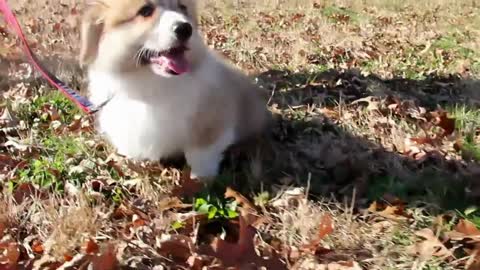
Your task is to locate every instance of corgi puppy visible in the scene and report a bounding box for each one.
[79,0,268,180]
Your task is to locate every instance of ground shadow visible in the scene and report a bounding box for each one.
[3,53,480,212]
[222,68,480,212]
[0,55,86,95]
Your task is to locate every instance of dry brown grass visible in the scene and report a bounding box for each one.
[39,196,99,259]
[1,0,480,269]
[200,0,480,78]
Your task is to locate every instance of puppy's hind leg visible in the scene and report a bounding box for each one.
[185,128,235,181]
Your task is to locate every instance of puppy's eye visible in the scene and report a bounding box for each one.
[137,3,155,18]
[178,3,188,13]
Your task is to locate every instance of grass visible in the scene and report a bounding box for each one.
[458,207,480,228]
[1,0,480,269]
[449,105,480,161]
[321,5,363,24]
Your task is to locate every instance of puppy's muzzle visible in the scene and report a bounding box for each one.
[173,22,193,42]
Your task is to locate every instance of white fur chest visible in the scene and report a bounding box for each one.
[88,69,201,160]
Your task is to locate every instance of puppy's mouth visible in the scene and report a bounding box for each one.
[142,46,189,76]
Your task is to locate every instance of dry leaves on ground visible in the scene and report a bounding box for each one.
[171,169,205,198]
[367,201,413,221]
[447,219,480,270]
[300,214,334,255]
[407,228,453,260]
[199,214,287,269]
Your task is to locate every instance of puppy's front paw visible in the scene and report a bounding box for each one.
[185,148,223,182]
[189,173,216,183]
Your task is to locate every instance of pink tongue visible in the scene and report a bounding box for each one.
[152,54,189,75]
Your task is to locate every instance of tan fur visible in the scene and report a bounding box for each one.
[79,8,102,66]
[79,0,160,66]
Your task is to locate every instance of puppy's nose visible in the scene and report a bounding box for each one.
[173,22,192,42]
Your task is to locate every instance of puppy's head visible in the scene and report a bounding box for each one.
[79,0,202,77]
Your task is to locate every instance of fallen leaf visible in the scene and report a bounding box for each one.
[446,219,480,269]
[378,206,409,220]
[31,240,43,254]
[455,219,480,236]
[467,258,480,270]
[225,187,257,212]
[157,234,194,262]
[318,107,340,119]
[171,169,204,197]
[406,228,452,260]
[173,212,208,235]
[368,201,412,220]
[0,107,19,130]
[157,197,192,211]
[64,253,73,262]
[317,261,362,270]
[13,183,41,204]
[41,104,60,122]
[205,215,256,266]
[83,239,99,254]
[410,136,440,146]
[0,223,5,239]
[0,154,21,172]
[112,204,134,219]
[91,244,117,270]
[66,115,93,133]
[105,158,125,178]
[351,96,380,111]
[66,118,82,132]
[430,110,455,137]
[0,242,20,266]
[132,216,147,228]
[313,247,372,266]
[301,214,334,254]
[199,214,287,269]
[187,254,208,270]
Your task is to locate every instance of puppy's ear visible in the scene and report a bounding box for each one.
[79,1,105,67]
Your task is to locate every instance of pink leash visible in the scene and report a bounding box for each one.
[0,0,99,114]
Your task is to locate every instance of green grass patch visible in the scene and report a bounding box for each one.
[432,34,477,59]
[16,90,80,125]
[366,172,473,211]
[448,105,480,161]
[195,197,239,220]
[321,6,362,24]
[448,105,480,135]
[391,227,414,246]
[16,135,91,191]
[9,90,100,191]
[189,171,241,221]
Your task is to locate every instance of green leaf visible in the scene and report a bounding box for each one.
[195,197,208,208]
[227,209,239,218]
[227,200,238,211]
[208,206,218,219]
[171,220,184,230]
[197,202,211,214]
[465,206,478,216]
[7,181,15,192]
